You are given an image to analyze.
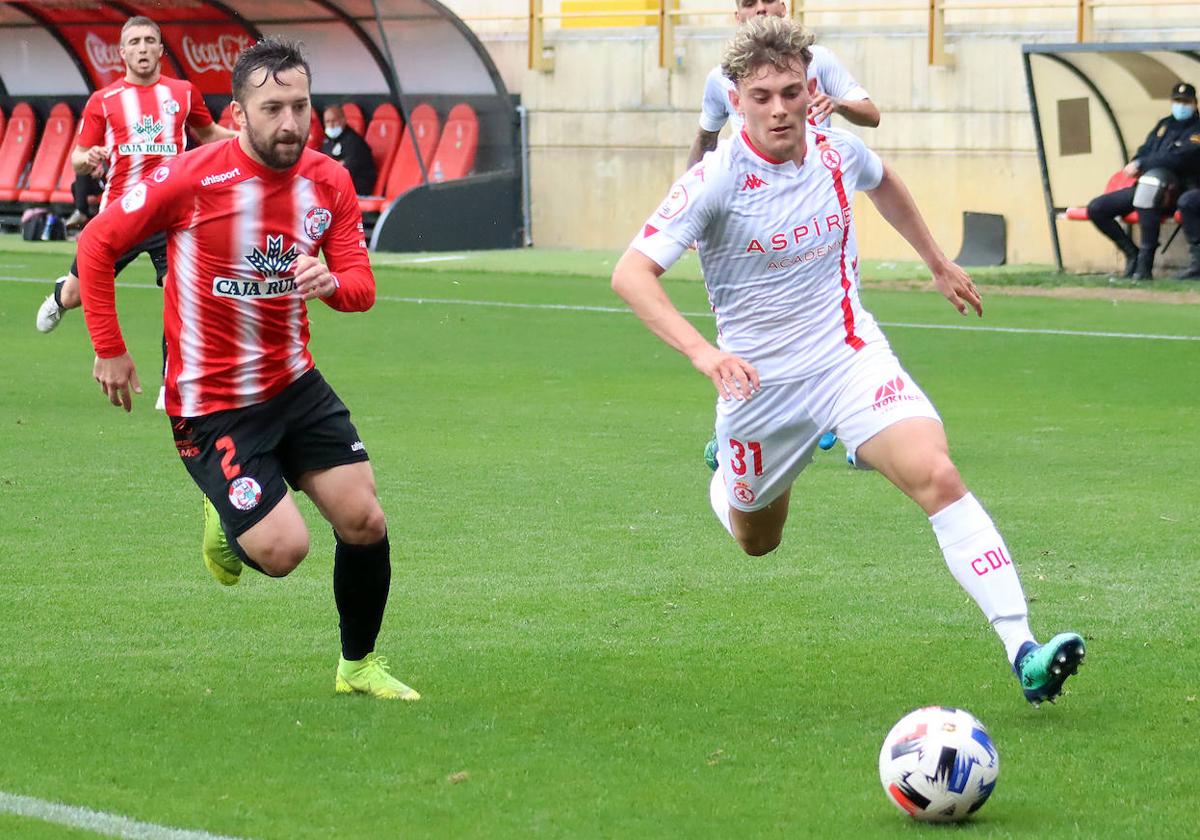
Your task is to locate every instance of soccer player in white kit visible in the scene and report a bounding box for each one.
[686,0,879,170]
[613,17,1085,705]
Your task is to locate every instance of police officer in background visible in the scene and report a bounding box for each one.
[1086,82,1200,281]
[321,104,376,196]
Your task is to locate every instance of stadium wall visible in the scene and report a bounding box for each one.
[442,8,1200,269]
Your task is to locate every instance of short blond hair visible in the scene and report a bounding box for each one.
[721,16,814,85]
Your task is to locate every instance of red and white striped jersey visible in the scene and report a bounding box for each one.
[76,76,214,210]
[77,139,374,418]
[632,125,885,384]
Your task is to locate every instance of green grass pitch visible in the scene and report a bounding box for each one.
[0,239,1197,838]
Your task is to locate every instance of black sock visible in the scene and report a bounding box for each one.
[333,531,391,661]
[52,278,66,308]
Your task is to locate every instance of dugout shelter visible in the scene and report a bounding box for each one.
[1024,41,1200,271]
[0,0,522,251]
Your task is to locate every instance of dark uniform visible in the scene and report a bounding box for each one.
[321,126,377,196]
[1087,82,1200,280]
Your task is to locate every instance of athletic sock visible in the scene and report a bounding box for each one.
[52,278,66,309]
[709,465,734,537]
[929,493,1035,665]
[333,531,391,662]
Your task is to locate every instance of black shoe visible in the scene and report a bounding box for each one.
[1132,249,1155,282]
[1121,249,1138,278]
[1176,244,1200,280]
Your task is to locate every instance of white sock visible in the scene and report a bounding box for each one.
[930,493,1035,665]
[709,465,734,537]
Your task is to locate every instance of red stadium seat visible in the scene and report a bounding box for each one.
[342,102,365,136]
[1063,169,1138,222]
[48,148,81,205]
[19,103,75,203]
[307,109,325,150]
[361,103,403,199]
[359,103,439,213]
[0,103,37,201]
[428,103,478,183]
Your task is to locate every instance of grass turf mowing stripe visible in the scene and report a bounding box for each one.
[0,791,249,840]
[4,275,1197,342]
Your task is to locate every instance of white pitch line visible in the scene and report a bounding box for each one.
[390,255,466,264]
[2,275,1196,342]
[0,791,249,840]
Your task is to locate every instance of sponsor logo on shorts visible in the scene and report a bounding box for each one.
[350,441,366,453]
[304,207,332,240]
[732,480,756,504]
[228,476,262,511]
[212,276,298,299]
[872,376,923,411]
[200,167,241,187]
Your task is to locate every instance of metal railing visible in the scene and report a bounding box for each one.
[458,0,1198,70]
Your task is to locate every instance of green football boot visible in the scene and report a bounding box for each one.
[202,497,243,586]
[703,433,719,472]
[335,653,421,701]
[1014,632,1086,705]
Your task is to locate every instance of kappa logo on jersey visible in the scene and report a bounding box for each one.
[120,182,147,213]
[741,173,769,191]
[872,376,922,411]
[151,165,170,184]
[245,235,300,278]
[820,146,842,171]
[117,114,178,156]
[303,207,333,241]
[200,167,241,187]
[656,184,689,220]
[228,476,263,511]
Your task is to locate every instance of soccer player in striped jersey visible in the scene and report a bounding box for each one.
[76,38,419,701]
[613,17,1085,705]
[36,15,236,334]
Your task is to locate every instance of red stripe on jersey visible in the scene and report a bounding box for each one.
[739,129,787,165]
[814,132,865,352]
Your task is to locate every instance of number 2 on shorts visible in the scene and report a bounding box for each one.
[215,435,242,480]
[728,438,763,477]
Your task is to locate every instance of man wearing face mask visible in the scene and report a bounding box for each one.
[321,104,376,195]
[1086,82,1200,281]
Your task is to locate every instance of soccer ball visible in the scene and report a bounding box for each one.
[878,706,999,822]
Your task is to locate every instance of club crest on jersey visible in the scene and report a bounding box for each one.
[228,476,262,511]
[245,235,299,278]
[656,183,689,220]
[163,99,180,116]
[151,165,170,183]
[304,207,332,241]
[820,146,842,171]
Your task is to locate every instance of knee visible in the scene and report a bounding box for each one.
[737,532,782,557]
[1085,196,1105,220]
[925,459,967,510]
[252,532,310,577]
[336,503,387,545]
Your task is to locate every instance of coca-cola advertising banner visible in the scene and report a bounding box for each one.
[159,24,253,94]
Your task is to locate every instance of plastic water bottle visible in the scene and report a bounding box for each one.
[41,213,57,241]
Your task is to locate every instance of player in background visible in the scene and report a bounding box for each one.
[686,0,879,170]
[613,17,1085,705]
[36,15,236,334]
[76,38,419,701]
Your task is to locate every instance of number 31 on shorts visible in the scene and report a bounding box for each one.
[728,438,763,477]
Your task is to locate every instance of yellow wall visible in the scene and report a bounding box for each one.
[444,6,1200,268]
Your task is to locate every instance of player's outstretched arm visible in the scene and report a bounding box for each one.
[866,164,982,317]
[612,248,758,401]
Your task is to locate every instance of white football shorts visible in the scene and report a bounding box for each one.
[714,343,941,511]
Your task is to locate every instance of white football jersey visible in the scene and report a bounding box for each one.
[632,125,886,384]
[699,45,870,134]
